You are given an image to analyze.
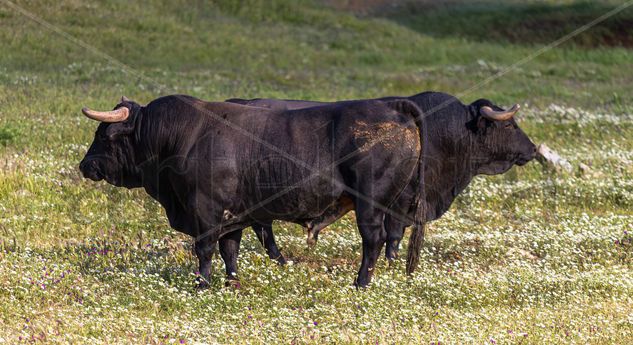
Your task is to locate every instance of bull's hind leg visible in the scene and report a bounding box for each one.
[219,229,243,287]
[384,214,407,262]
[251,222,286,265]
[354,203,387,288]
[305,196,355,247]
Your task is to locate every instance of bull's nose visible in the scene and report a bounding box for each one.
[516,145,537,166]
[530,145,537,159]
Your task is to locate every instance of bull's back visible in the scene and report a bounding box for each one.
[226,98,327,111]
[233,108,345,220]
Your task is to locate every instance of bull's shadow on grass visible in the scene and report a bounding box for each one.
[52,238,203,288]
[378,1,633,49]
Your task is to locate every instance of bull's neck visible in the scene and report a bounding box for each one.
[134,108,204,233]
[137,107,204,162]
[134,107,203,199]
[425,108,478,220]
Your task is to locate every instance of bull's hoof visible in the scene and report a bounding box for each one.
[225,278,241,289]
[306,232,317,247]
[224,274,242,289]
[353,279,370,289]
[354,266,375,288]
[275,255,287,266]
[267,251,287,265]
[386,251,398,262]
[387,258,397,268]
[195,277,210,290]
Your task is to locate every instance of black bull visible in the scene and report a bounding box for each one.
[79,95,427,287]
[225,91,537,274]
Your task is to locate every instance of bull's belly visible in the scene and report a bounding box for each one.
[231,152,346,222]
[235,173,346,223]
[248,186,342,221]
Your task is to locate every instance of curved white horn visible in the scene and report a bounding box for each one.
[121,96,130,103]
[481,104,520,121]
[81,106,129,122]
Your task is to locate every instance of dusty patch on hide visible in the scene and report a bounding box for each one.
[352,120,420,154]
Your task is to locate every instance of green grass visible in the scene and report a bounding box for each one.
[382,0,633,48]
[0,0,632,343]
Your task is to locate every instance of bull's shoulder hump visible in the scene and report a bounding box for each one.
[191,101,275,119]
[146,94,204,108]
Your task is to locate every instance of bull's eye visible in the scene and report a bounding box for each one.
[504,123,514,129]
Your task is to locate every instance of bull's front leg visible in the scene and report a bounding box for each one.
[194,236,216,289]
[188,196,224,289]
[219,229,243,287]
[383,214,407,262]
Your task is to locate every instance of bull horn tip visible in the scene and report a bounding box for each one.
[80,106,129,122]
[121,96,130,102]
[480,103,519,121]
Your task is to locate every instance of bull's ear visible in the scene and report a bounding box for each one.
[476,115,488,129]
[105,122,134,140]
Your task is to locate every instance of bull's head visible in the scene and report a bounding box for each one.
[79,97,144,188]
[469,99,536,175]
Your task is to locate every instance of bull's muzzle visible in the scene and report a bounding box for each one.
[516,145,537,166]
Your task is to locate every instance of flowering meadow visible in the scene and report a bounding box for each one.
[1,0,632,343]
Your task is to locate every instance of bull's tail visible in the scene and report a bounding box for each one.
[406,215,425,275]
[384,99,427,275]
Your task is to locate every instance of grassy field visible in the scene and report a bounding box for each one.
[1,0,632,343]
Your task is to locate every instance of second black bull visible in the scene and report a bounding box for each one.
[226,91,537,274]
